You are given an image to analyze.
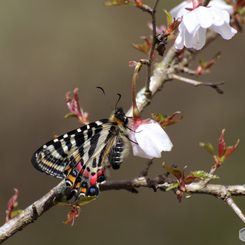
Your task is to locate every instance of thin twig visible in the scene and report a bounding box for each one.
[171,74,224,94]
[139,159,153,177]
[181,66,210,75]
[146,0,159,92]
[226,196,245,223]
[135,1,153,15]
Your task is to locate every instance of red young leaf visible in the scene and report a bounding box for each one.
[237,0,245,7]
[64,204,81,226]
[131,36,155,60]
[128,60,138,67]
[6,189,19,223]
[163,164,182,180]
[224,139,240,160]
[218,129,240,160]
[196,53,221,76]
[65,88,89,125]
[152,111,183,128]
[164,17,181,37]
[218,129,226,158]
[184,172,202,184]
[233,0,245,27]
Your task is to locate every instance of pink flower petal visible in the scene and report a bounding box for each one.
[130,120,173,159]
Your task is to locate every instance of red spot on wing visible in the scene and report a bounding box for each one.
[90,174,97,186]
[76,162,83,172]
[84,170,90,178]
[97,169,105,178]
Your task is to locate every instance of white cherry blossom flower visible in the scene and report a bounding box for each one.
[170,0,237,50]
[170,0,234,19]
[129,119,173,159]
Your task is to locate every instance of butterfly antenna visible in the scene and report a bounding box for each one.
[97,86,113,110]
[115,93,121,109]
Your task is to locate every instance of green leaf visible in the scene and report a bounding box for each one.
[10,209,22,218]
[64,112,78,119]
[199,59,207,67]
[163,9,172,26]
[55,195,97,206]
[77,196,97,206]
[184,170,219,184]
[191,171,219,180]
[166,182,179,191]
[199,142,215,155]
[152,113,168,121]
[104,0,133,6]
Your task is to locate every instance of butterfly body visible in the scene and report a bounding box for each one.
[31,108,129,201]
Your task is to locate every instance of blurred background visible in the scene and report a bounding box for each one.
[0,0,245,244]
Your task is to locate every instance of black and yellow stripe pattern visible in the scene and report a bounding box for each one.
[31,108,129,201]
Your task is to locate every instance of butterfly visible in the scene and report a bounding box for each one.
[31,107,130,201]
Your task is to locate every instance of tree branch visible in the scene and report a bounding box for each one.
[1,170,245,243]
[0,181,66,243]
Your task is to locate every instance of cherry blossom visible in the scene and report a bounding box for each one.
[129,119,173,159]
[129,61,173,159]
[170,0,237,50]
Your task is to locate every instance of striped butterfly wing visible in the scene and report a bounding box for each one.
[32,119,125,200]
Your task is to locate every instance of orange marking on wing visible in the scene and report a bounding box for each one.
[79,187,87,194]
[66,174,76,185]
[73,151,81,163]
[74,182,80,189]
[65,166,72,175]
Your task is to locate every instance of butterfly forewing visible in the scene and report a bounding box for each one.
[31,121,105,178]
[31,108,129,201]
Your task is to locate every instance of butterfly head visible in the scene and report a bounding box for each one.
[110,107,128,126]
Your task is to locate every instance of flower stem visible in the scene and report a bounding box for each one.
[132,62,142,120]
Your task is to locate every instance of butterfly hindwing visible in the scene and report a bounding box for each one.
[31,108,129,201]
[64,123,115,199]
